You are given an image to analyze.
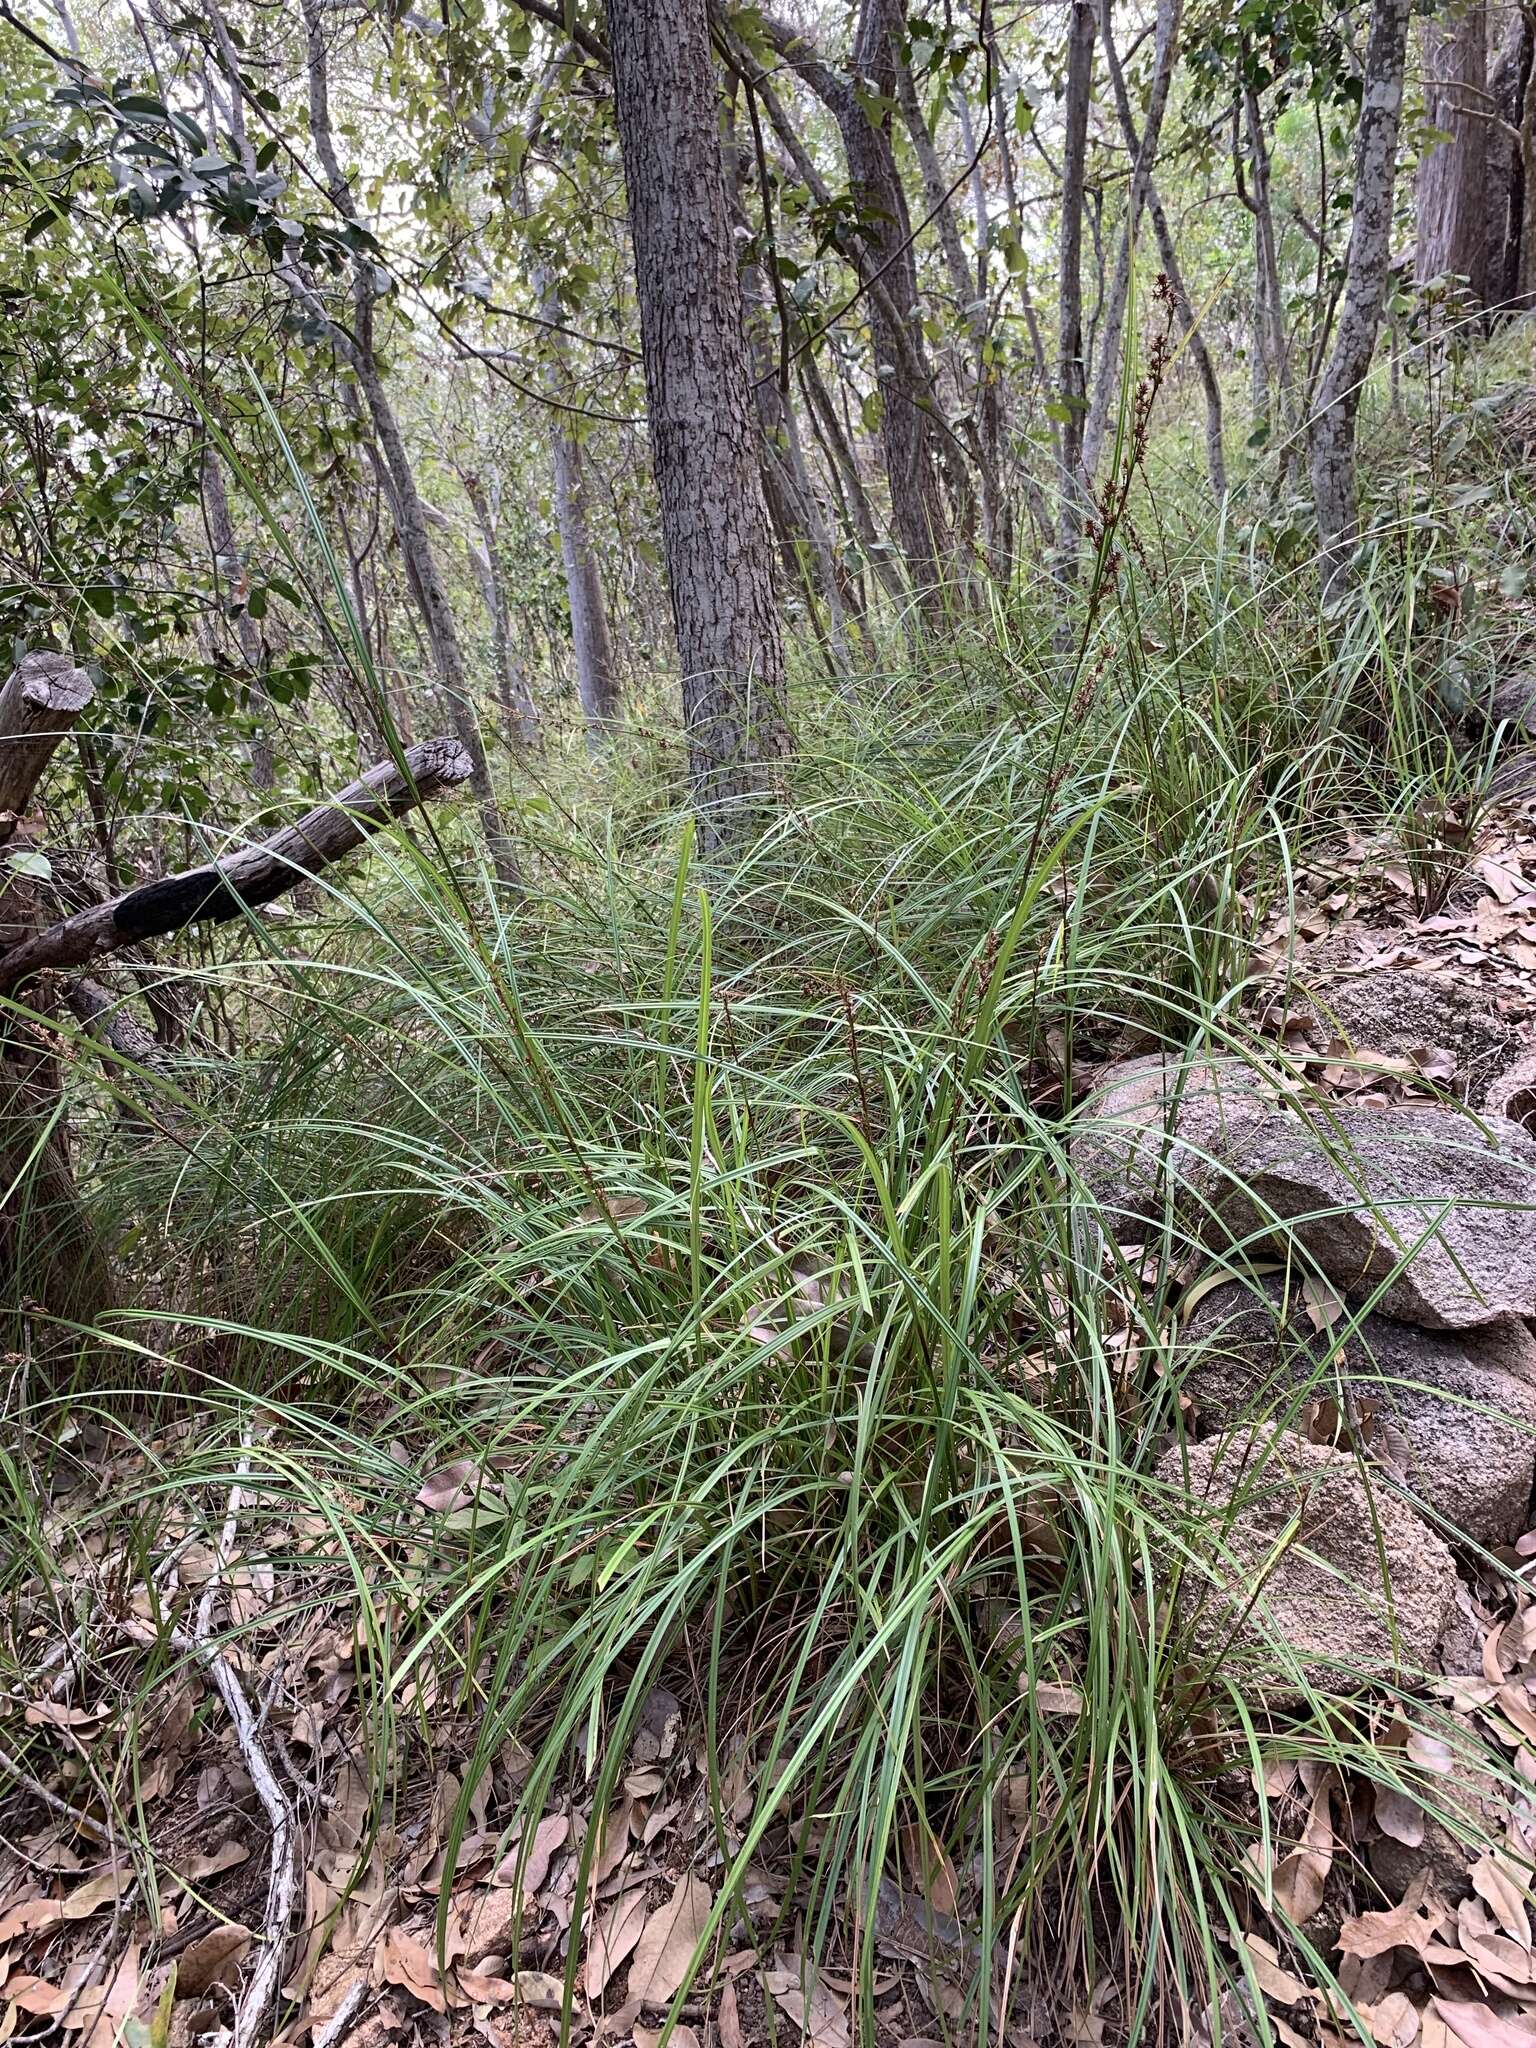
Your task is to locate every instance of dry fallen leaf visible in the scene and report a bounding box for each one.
[718,1979,745,2048]
[585,1886,649,2001]
[1375,1787,1427,1848]
[1435,1999,1536,2048]
[0,1869,133,1944]
[493,1812,569,1898]
[762,1956,851,2048]
[628,1874,712,2009]
[1339,1876,1439,1960]
[379,1926,446,2015]
[416,1459,482,1514]
[1242,1933,1309,2005]
[174,1923,252,1997]
[1470,1854,1532,1948]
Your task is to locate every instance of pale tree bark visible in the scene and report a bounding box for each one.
[1416,0,1490,305]
[606,0,791,845]
[300,0,521,889]
[1082,0,1182,489]
[460,469,539,750]
[1309,0,1413,601]
[201,446,275,788]
[1052,0,1097,592]
[532,272,622,747]
[1097,1,1226,498]
[758,0,955,604]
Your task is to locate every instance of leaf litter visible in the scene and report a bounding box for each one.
[15,796,1536,2048]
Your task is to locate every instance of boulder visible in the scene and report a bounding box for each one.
[1158,1430,1458,1697]
[1175,1277,1536,1544]
[1485,1045,1536,1136]
[1289,969,1514,1100]
[1071,1053,1274,1231]
[1486,670,1536,737]
[1211,1104,1536,1330]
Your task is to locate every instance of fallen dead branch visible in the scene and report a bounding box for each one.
[0,736,473,994]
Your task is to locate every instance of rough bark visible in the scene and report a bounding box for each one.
[0,738,473,995]
[607,0,791,844]
[1052,0,1097,590]
[1487,8,1533,309]
[1308,0,1413,601]
[0,652,107,1340]
[1083,0,1182,489]
[1519,10,1536,302]
[1416,0,1490,305]
[0,653,94,825]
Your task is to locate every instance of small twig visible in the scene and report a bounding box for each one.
[312,1979,369,2048]
[0,1736,111,1844]
[184,1424,298,2048]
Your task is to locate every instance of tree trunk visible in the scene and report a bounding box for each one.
[532,274,622,746]
[1519,12,1536,304]
[462,470,540,749]
[607,0,791,845]
[1487,7,1533,310]
[0,655,110,1343]
[838,0,952,603]
[757,1,954,605]
[1098,3,1226,498]
[1083,0,1182,489]
[1242,76,1290,434]
[300,0,521,891]
[1416,0,1490,306]
[201,446,276,788]
[725,111,854,667]
[1052,0,1097,592]
[1308,0,1413,602]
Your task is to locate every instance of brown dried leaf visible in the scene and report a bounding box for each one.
[628,1874,711,2009]
[1339,1876,1438,1959]
[492,1813,568,1897]
[719,1979,744,2048]
[1360,1990,1421,2048]
[416,1459,481,1514]
[1375,1788,1427,1848]
[175,1923,252,1997]
[0,1869,132,1944]
[1470,1855,1531,1947]
[1435,1999,1536,2048]
[585,1887,649,2001]
[762,1956,851,2048]
[1242,1934,1308,2005]
[379,1926,446,2015]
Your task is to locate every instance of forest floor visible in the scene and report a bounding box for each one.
[9,679,1536,2039]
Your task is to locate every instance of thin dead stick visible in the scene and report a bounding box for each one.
[312,1979,370,2048]
[0,1735,111,1844]
[183,1424,298,2048]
